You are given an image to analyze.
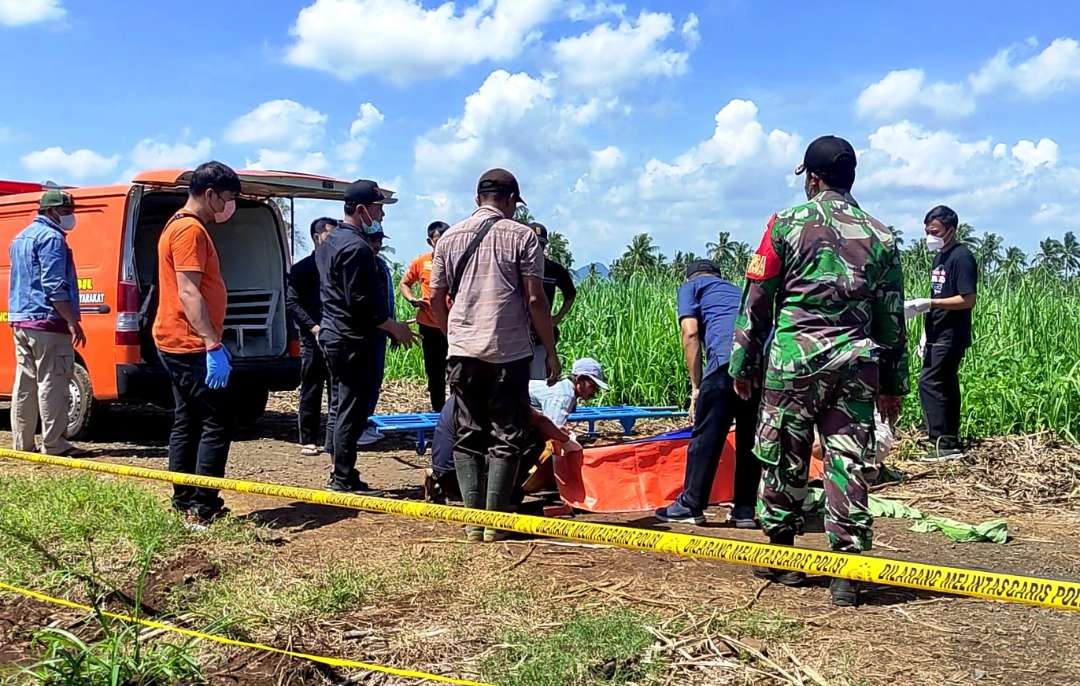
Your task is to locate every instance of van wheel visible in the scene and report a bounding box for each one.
[67,362,95,440]
[235,387,270,427]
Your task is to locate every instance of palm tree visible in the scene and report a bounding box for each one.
[956,222,975,243]
[706,231,737,266]
[1000,246,1028,281]
[888,225,905,248]
[1034,237,1065,276]
[513,206,535,224]
[975,232,1004,275]
[727,242,753,278]
[611,233,664,279]
[669,250,702,278]
[1062,231,1080,278]
[546,232,573,269]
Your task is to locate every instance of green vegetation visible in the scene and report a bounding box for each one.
[387,227,1080,442]
[484,609,661,686]
[705,609,804,643]
[0,474,187,590]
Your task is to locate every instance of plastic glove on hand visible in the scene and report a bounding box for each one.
[206,345,232,389]
[904,298,932,320]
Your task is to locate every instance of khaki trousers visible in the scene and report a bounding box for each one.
[10,328,74,454]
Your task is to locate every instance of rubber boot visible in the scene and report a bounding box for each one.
[454,454,484,542]
[483,457,518,543]
[830,578,860,607]
[753,530,807,586]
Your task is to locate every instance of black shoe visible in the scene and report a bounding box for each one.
[918,437,964,463]
[654,499,707,525]
[327,476,372,494]
[753,530,805,586]
[830,578,860,607]
[753,567,807,586]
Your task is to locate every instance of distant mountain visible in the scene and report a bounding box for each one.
[574,262,610,282]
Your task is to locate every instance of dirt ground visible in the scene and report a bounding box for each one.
[2,382,1079,685]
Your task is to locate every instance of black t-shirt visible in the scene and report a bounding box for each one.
[542,257,577,341]
[925,243,978,347]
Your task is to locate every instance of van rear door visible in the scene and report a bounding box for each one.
[130,169,363,201]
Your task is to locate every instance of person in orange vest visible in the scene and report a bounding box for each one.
[400,221,450,411]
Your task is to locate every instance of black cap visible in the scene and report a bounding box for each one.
[476,168,525,204]
[685,259,721,279]
[427,221,449,238]
[528,222,548,245]
[344,179,398,207]
[795,135,857,186]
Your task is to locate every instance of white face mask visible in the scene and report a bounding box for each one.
[925,235,946,252]
[58,213,76,232]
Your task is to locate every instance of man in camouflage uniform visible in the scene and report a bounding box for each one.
[729,135,908,607]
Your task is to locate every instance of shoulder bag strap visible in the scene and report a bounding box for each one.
[450,216,499,300]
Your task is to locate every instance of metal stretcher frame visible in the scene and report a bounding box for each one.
[368,406,688,454]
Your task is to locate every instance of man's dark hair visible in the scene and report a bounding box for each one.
[924,205,959,230]
[189,161,241,197]
[427,220,449,237]
[310,217,337,240]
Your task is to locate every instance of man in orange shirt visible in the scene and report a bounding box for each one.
[400,221,449,411]
[152,161,241,529]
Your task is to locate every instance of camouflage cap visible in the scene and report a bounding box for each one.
[39,189,75,210]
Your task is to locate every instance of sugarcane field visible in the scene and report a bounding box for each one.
[1,2,1080,685]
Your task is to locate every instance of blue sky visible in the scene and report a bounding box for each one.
[2,0,1079,266]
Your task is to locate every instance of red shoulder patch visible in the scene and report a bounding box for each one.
[746,214,781,281]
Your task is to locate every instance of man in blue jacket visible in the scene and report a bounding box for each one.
[8,189,87,456]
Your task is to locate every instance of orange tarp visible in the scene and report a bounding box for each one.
[554,430,825,513]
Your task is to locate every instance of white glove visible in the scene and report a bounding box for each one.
[904,298,932,320]
[917,330,927,358]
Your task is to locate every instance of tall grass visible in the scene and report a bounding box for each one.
[386,272,1080,441]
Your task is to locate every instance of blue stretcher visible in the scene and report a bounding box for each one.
[369,405,688,454]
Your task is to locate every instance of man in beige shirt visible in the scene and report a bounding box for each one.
[430,168,559,543]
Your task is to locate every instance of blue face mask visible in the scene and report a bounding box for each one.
[365,220,384,236]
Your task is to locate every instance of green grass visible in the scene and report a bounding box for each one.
[0,474,188,590]
[705,609,803,643]
[484,608,661,686]
[388,271,1080,441]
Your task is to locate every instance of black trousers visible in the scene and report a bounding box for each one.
[448,357,531,514]
[919,339,967,448]
[419,324,448,412]
[298,335,333,448]
[322,337,378,484]
[680,367,763,511]
[160,351,234,517]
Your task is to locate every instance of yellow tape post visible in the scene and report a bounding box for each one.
[0,580,491,686]
[2,449,1079,613]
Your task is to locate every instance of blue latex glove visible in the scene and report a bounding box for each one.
[206,345,232,390]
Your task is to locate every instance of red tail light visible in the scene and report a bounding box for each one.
[115,280,141,346]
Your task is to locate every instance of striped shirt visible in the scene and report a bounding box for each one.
[431,206,544,363]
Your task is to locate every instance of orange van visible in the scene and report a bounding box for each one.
[0,169,350,438]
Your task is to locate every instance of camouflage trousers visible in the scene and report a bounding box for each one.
[754,361,879,553]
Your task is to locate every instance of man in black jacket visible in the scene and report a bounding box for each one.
[317,180,417,493]
[286,217,337,457]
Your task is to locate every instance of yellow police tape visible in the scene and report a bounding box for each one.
[0,580,491,686]
[2,448,1080,613]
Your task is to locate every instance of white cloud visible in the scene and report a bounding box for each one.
[21,146,119,181]
[863,121,991,191]
[245,149,330,174]
[590,145,624,177]
[552,11,693,91]
[971,38,1080,97]
[1033,202,1065,224]
[415,69,582,183]
[567,2,625,21]
[0,0,65,26]
[856,69,974,119]
[1011,138,1058,174]
[338,103,384,172]
[286,0,559,84]
[637,99,799,195]
[681,13,700,49]
[993,142,1007,159]
[130,137,213,169]
[225,100,327,150]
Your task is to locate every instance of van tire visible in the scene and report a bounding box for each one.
[235,386,270,428]
[67,362,95,440]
